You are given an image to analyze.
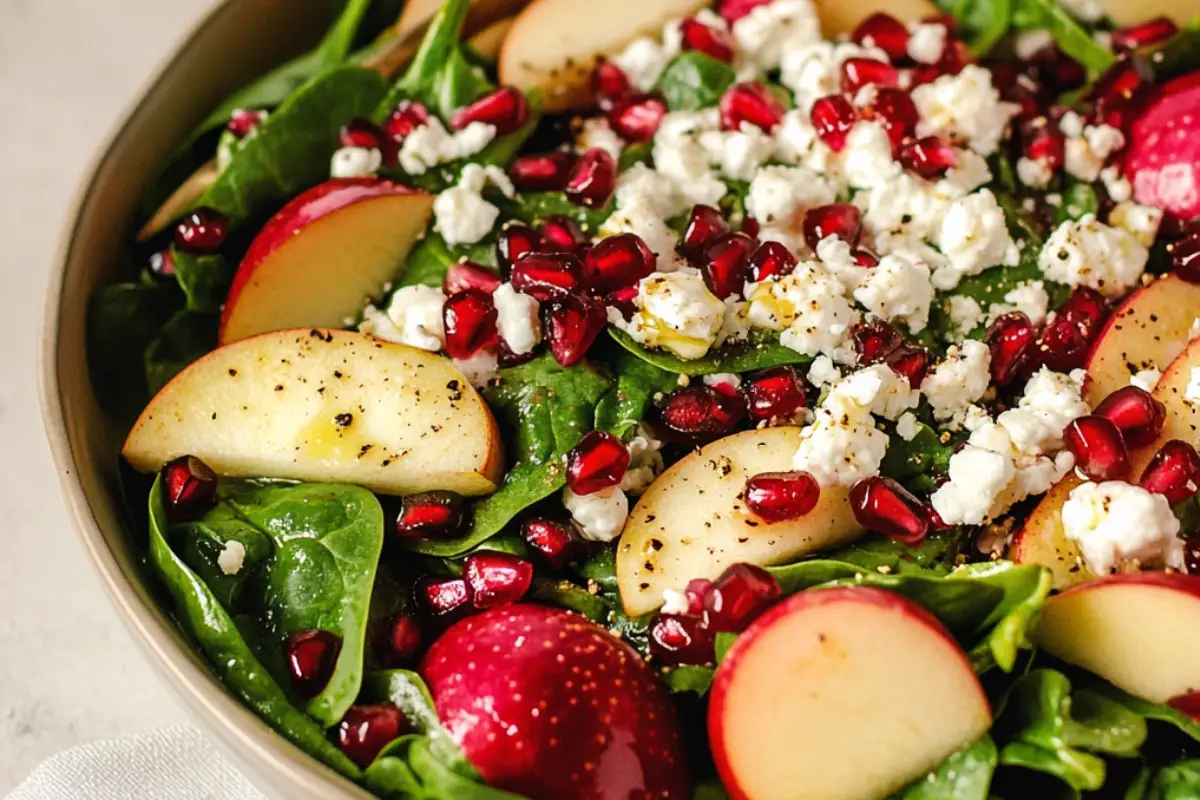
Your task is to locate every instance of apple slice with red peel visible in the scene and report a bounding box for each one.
[123,329,503,496]
[1126,75,1200,220]
[1033,573,1200,703]
[219,178,432,345]
[616,427,864,617]
[420,604,689,798]
[709,587,991,800]
[1141,337,1200,458]
[1008,473,1091,590]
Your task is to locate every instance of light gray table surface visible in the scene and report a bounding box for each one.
[0,0,215,790]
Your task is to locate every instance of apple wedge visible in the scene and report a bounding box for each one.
[1033,573,1200,703]
[616,427,863,616]
[709,587,991,800]
[218,178,433,345]
[1008,473,1091,590]
[1142,337,1200,457]
[123,329,503,496]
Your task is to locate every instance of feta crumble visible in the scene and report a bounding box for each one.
[911,65,1019,156]
[330,146,382,178]
[906,23,948,65]
[933,189,1019,290]
[564,485,629,542]
[433,164,514,246]
[1130,368,1162,392]
[853,250,935,333]
[493,282,541,356]
[361,285,446,351]
[217,540,247,576]
[399,118,496,175]
[748,262,860,363]
[733,0,823,73]
[921,340,991,420]
[453,351,500,389]
[1062,481,1184,575]
[793,369,890,486]
[746,165,836,227]
[620,425,665,496]
[616,271,727,360]
[896,412,920,441]
[1039,215,1149,298]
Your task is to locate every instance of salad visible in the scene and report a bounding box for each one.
[88,0,1200,796]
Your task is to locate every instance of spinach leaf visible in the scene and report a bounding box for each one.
[892,736,998,799]
[664,665,716,695]
[396,232,497,290]
[146,478,362,778]
[594,350,679,440]
[958,562,1051,673]
[1084,682,1200,744]
[619,142,651,172]
[503,190,614,234]
[143,309,219,395]
[383,0,490,121]
[879,420,957,495]
[1050,180,1100,227]
[654,52,737,111]
[1128,760,1200,800]
[944,0,1013,57]
[1011,0,1114,74]
[87,281,181,420]
[528,577,612,622]
[609,328,811,376]
[170,248,229,313]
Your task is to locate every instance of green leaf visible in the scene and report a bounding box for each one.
[87,281,182,420]
[503,190,614,235]
[385,0,492,121]
[879,420,957,495]
[146,477,362,779]
[608,328,811,376]
[664,665,715,695]
[594,350,679,440]
[1084,682,1200,744]
[714,632,738,664]
[1128,760,1200,800]
[143,309,219,395]
[170,248,230,313]
[396,232,498,290]
[528,578,612,622]
[363,670,476,776]
[1049,180,1100,227]
[1011,0,1114,74]
[1064,688,1149,757]
[654,52,737,111]
[944,0,1013,57]
[957,562,1051,672]
[892,736,998,799]
[364,736,525,799]
[619,141,651,172]
[1148,21,1200,84]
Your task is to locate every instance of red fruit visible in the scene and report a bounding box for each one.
[609,93,668,141]
[811,94,858,152]
[417,576,474,618]
[703,563,782,633]
[745,366,808,423]
[851,13,909,62]
[741,215,760,239]
[339,117,393,165]
[852,248,880,267]
[715,0,771,22]
[543,293,606,366]
[720,82,786,132]
[1125,75,1200,218]
[658,385,747,442]
[226,108,267,139]
[420,605,689,798]
[592,60,632,108]
[1094,385,1166,448]
[744,471,821,523]
[850,476,930,545]
[605,285,640,321]
[585,233,655,293]
[679,204,732,262]
[680,17,736,62]
[444,261,501,295]
[1172,231,1200,283]
[934,40,971,77]
[803,203,862,250]
[387,613,424,665]
[565,148,616,208]
[886,343,932,387]
[509,152,576,191]
[841,58,900,93]
[703,232,756,299]
[1059,286,1108,332]
[520,518,577,569]
[510,252,583,301]
[1063,415,1131,481]
[649,613,716,666]
[442,290,498,359]
[394,491,468,539]
[174,207,228,254]
[899,135,958,178]
[1035,317,1090,372]
[1169,690,1200,718]
[148,249,175,279]
[987,312,1035,386]
[1003,74,1052,122]
[567,431,631,495]
[540,215,586,253]
[685,579,713,613]
[1023,121,1066,170]
[285,629,341,700]
[450,86,528,134]
[864,88,920,152]
[747,241,797,281]
[850,319,902,365]
[464,552,534,609]
[383,100,430,141]
[496,224,541,273]
[1139,439,1200,504]
[161,455,218,521]
[336,704,409,768]
[1112,17,1178,50]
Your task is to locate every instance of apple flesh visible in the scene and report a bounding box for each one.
[709,586,992,800]
[1139,337,1200,460]
[123,329,503,496]
[814,0,940,36]
[1094,0,1194,26]
[1008,473,1091,590]
[218,178,432,345]
[1033,573,1200,703]
[616,427,863,617]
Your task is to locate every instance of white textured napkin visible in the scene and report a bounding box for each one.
[8,726,268,800]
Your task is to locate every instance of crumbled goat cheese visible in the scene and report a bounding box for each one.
[933,189,1020,290]
[906,23,948,64]
[1063,116,1125,182]
[986,280,1050,327]
[612,35,676,92]
[652,110,728,209]
[1109,201,1163,248]
[1062,481,1184,575]
[493,283,541,356]
[1039,214,1149,298]
[1017,156,1055,189]
[996,367,1090,456]
[858,363,920,420]
[921,340,991,420]
[853,250,934,333]
[616,162,689,220]
[773,110,841,183]
[564,485,629,542]
[453,350,500,389]
[858,173,950,244]
[896,412,920,441]
[1130,368,1162,392]
[733,0,822,73]
[700,123,777,182]
[943,150,993,195]
[816,236,870,291]
[911,65,1019,155]
[617,271,727,359]
[577,117,624,160]
[330,146,382,178]
[807,355,842,388]
[748,263,859,363]
[1100,166,1133,203]
[1014,29,1054,60]
[620,425,665,495]
[793,369,890,486]
[779,40,888,111]
[930,443,1016,525]
[839,121,903,190]
[217,540,247,576]
[362,285,446,351]
[948,295,984,335]
[746,165,836,228]
[433,164,513,246]
[399,118,496,174]
[703,373,742,391]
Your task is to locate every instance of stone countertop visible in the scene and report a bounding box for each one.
[0,0,212,790]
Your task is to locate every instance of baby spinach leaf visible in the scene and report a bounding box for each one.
[170,248,230,313]
[619,141,651,172]
[1127,759,1200,800]
[384,0,491,121]
[1049,180,1100,227]
[365,736,524,800]
[146,478,362,778]
[396,232,497,290]
[957,562,1052,672]
[1083,682,1200,744]
[880,421,957,495]
[943,0,1013,56]
[143,309,219,395]
[529,578,612,621]
[664,665,716,695]
[892,736,998,799]
[87,281,182,420]
[504,190,613,234]
[363,669,474,775]
[654,52,737,111]
[608,328,811,376]
[1011,0,1114,75]
[594,350,679,440]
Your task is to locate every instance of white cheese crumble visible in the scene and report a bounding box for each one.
[807,355,842,388]
[792,368,890,486]
[611,36,676,92]
[1062,481,1184,575]
[779,40,888,111]
[996,367,1090,456]
[853,250,935,333]
[577,117,624,160]
[911,65,1019,156]
[1100,166,1133,203]
[1039,214,1149,298]
[732,0,823,73]
[433,164,514,246]
[930,444,1016,525]
[615,271,727,360]
[932,189,1019,290]
[620,425,665,496]
[1063,115,1126,182]
[361,285,446,351]
[661,588,690,615]
[493,282,541,356]
[700,123,778,181]
[986,280,1050,327]
[1109,201,1164,248]
[748,262,860,363]
[564,485,629,542]
[906,23,948,64]
[1016,156,1055,189]
[217,540,246,576]
[399,118,496,175]
[839,121,903,191]
[896,412,920,441]
[948,295,984,336]
[1130,368,1162,392]
[330,146,382,178]
[921,340,992,420]
[452,351,500,389]
[745,165,836,228]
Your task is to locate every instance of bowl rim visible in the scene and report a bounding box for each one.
[37,2,370,796]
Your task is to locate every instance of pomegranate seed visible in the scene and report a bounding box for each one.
[747,241,797,281]
[719,82,786,132]
[593,60,632,108]
[417,576,474,618]
[657,385,747,442]
[678,205,732,262]
[886,343,932,387]
[394,491,467,539]
[1002,74,1052,122]
[1093,80,1158,133]
[649,613,716,666]
[565,149,616,208]
[521,518,578,569]
[543,293,606,366]
[803,203,862,250]
[1112,17,1179,51]
[496,224,541,274]
[444,262,501,295]
[540,215,585,253]
[987,312,1035,386]
[852,248,880,267]
[703,563,781,633]
[148,249,175,279]
[1090,54,1152,103]
[605,285,640,321]
[1094,385,1166,448]
[450,87,528,134]
[464,552,534,609]
[745,366,808,423]
[841,58,900,93]
[716,0,772,23]
[685,579,713,614]
[285,630,341,699]
[744,471,821,523]
[386,613,424,665]
[703,232,756,299]
[443,289,498,359]
[864,88,919,152]
[851,13,909,62]
[336,705,408,768]
[1063,415,1130,481]
[509,152,575,191]
[1035,317,1090,372]
[1139,440,1200,504]
[1059,286,1108,332]
[742,215,760,239]
[851,319,902,365]
[585,233,655,293]
[935,40,971,76]
[383,100,430,141]
[340,116,388,151]
[510,252,583,300]
[161,455,218,522]
[899,136,958,178]
[226,108,267,139]
[1172,232,1200,283]
[1023,122,1066,170]
[811,94,858,152]
[497,340,536,368]
[849,476,930,545]
[567,431,631,495]
[174,207,228,254]
[679,18,736,62]
[609,93,668,141]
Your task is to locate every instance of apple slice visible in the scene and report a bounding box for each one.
[218,178,433,345]
[710,586,992,800]
[1095,0,1193,28]
[1033,573,1200,703]
[123,329,503,496]
[616,427,863,617]
[1143,337,1200,457]
[815,0,940,36]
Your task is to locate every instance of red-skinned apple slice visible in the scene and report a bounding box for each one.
[1033,573,1200,703]
[1008,472,1091,590]
[616,427,863,617]
[123,329,503,496]
[709,586,991,800]
[218,178,432,345]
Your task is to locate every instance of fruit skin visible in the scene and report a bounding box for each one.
[1126,75,1200,219]
[421,604,689,799]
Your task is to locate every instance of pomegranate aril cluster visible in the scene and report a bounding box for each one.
[744,471,821,522]
[464,551,534,609]
[393,490,468,539]
[657,385,747,442]
[336,704,409,767]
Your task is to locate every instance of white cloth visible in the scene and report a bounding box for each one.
[8,726,268,800]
